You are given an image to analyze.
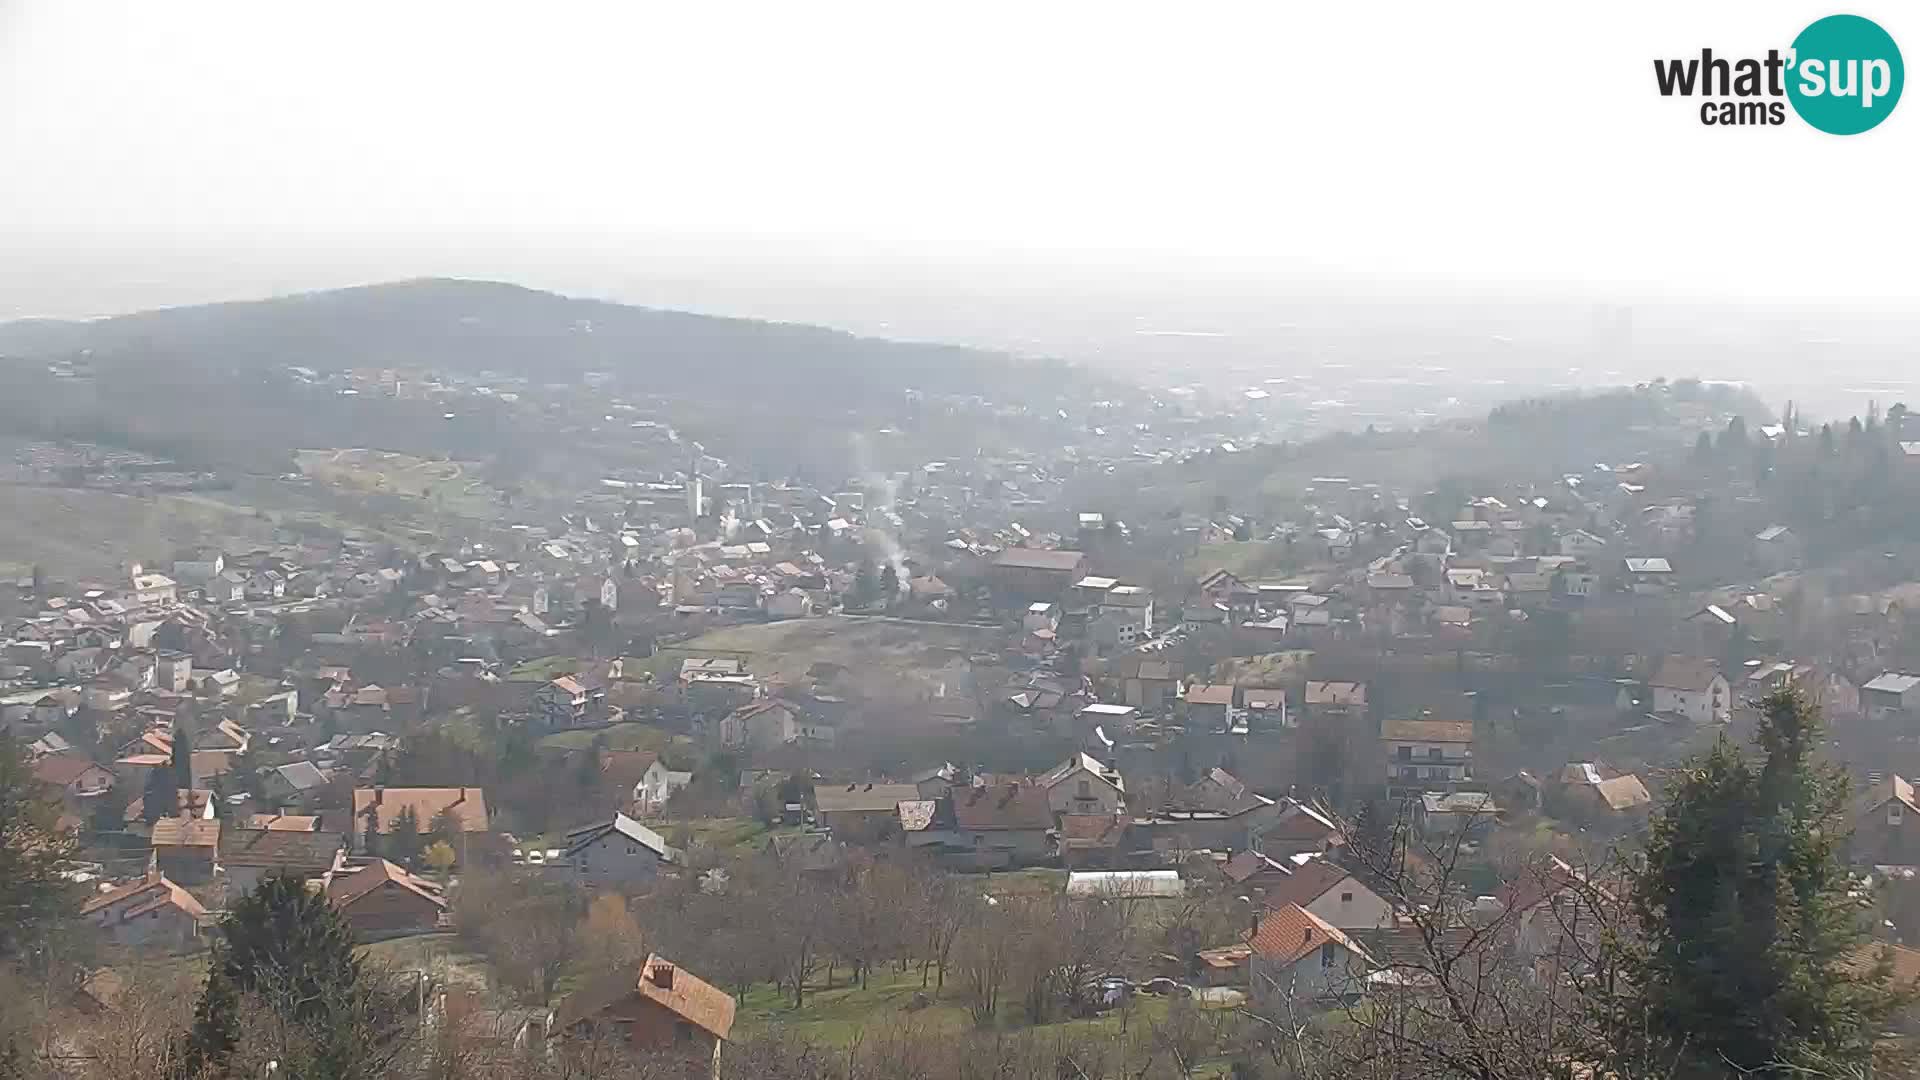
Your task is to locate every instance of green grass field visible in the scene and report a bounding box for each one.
[508,655,583,682]
[732,966,1175,1046]
[535,721,676,753]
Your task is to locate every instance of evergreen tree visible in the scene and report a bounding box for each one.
[1692,430,1713,463]
[185,874,365,1077]
[360,803,382,856]
[854,561,879,605]
[389,805,423,866]
[0,735,78,961]
[170,717,194,790]
[1622,688,1905,1075]
[879,563,900,600]
[142,766,178,825]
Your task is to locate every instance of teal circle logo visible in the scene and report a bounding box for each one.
[1787,14,1903,134]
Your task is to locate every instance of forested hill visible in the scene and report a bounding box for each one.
[0,278,1083,404]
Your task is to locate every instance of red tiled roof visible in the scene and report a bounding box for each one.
[1255,857,1352,910]
[952,783,1053,831]
[1247,902,1370,967]
[326,858,447,911]
[352,787,490,833]
[1381,719,1473,744]
[149,818,220,849]
[33,755,109,788]
[1059,814,1127,848]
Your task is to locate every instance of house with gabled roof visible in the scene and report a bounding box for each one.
[814,782,919,842]
[1040,752,1126,816]
[1650,655,1730,724]
[950,782,1054,867]
[1856,775,1920,867]
[323,855,448,935]
[1246,902,1375,1001]
[1255,856,1393,930]
[548,955,736,1069]
[80,869,207,950]
[149,817,220,884]
[563,813,679,888]
[220,826,347,896]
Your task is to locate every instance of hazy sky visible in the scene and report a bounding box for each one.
[1,1,1916,307]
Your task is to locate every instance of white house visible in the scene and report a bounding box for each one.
[130,573,179,607]
[1260,856,1395,930]
[1649,655,1730,724]
[1382,719,1473,784]
[1558,529,1608,557]
[1102,585,1153,640]
[1040,752,1126,816]
[1247,902,1374,1002]
[634,759,694,815]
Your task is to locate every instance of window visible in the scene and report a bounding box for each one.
[1077,779,1092,799]
[1320,943,1337,969]
[1427,747,1443,761]
[1892,802,1905,826]
[1396,746,1412,761]
[1340,892,1354,903]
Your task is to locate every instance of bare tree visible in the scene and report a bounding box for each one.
[1236,804,1637,1080]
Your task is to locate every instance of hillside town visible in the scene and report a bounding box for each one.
[12,371,1920,1077]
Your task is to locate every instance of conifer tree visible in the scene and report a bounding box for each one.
[186,874,363,1076]
[1623,688,1905,1075]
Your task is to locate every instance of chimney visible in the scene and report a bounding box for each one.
[649,961,675,990]
[373,786,385,806]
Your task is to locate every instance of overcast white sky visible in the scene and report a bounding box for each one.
[0,1,1915,309]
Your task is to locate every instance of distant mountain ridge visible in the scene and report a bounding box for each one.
[0,277,1076,403]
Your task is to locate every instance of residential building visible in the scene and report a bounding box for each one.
[149,818,220,884]
[220,827,346,897]
[1255,856,1394,930]
[563,813,679,888]
[323,856,449,935]
[32,755,116,809]
[1417,791,1500,834]
[549,955,736,1071]
[1184,683,1235,729]
[1382,719,1474,785]
[990,547,1089,599]
[1855,775,1920,866]
[1115,656,1183,712]
[537,674,607,730]
[949,782,1055,867]
[80,869,207,950]
[1649,655,1731,724]
[130,573,179,607]
[635,759,694,815]
[1040,752,1126,816]
[1246,902,1374,1002]
[1101,585,1153,642]
[352,787,490,857]
[814,783,919,842]
[1863,673,1920,719]
[722,699,835,749]
[264,760,333,809]
[1303,681,1367,720]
